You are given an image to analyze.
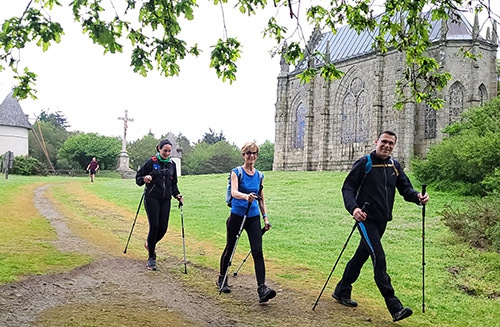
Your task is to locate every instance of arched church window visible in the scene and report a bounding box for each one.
[478,84,487,105]
[341,77,368,144]
[424,103,437,139]
[422,90,437,139]
[449,82,465,124]
[295,103,306,149]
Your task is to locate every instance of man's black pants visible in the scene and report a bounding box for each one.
[334,220,404,315]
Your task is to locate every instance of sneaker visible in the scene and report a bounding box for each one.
[216,275,231,293]
[393,307,413,322]
[147,258,157,271]
[332,292,358,307]
[258,284,276,303]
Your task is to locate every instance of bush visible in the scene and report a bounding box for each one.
[441,196,500,252]
[11,156,48,176]
[413,96,500,196]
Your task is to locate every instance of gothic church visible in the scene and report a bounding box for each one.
[273,11,498,171]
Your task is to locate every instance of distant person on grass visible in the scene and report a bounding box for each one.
[217,141,276,303]
[135,139,183,271]
[86,157,99,182]
[332,130,429,322]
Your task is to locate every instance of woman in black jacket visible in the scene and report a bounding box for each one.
[136,139,183,271]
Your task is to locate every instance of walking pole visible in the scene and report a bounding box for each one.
[312,222,357,310]
[312,202,369,310]
[219,200,253,294]
[123,191,145,254]
[421,184,427,313]
[233,226,268,277]
[179,202,188,274]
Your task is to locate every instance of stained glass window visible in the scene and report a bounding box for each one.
[341,77,368,144]
[295,103,306,149]
[449,82,464,124]
[424,104,437,139]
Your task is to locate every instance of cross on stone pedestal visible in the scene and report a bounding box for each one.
[118,110,134,152]
[116,110,135,178]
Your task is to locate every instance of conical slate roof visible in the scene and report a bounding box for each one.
[0,91,32,129]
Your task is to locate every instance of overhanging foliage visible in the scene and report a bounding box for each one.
[1,1,497,109]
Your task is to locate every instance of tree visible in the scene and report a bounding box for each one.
[29,120,70,169]
[38,109,70,129]
[58,133,121,170]
[200,128,227,145]
[255,140,273,171]
[127,133,159,170]
[2,1,498,109]
[183,140,240,175]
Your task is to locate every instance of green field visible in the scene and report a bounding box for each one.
[0,172,499,326]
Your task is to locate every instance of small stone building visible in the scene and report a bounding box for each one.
[0,91,32,156]
[273,11,498,171]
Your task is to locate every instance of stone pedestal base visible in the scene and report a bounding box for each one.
[117,151,135,179]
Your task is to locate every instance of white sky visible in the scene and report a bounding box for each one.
[1,1,499,148]
[0,1,303,148]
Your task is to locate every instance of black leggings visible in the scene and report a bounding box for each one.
[219,213,265,286]
[335,220,403,315]
[144,196,171,259]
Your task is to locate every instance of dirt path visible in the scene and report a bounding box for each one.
[0,184,384,327]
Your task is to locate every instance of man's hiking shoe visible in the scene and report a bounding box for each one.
[258,284,276,303]
[393,307,413,322]
[332,292,358,307]
[147,258,157,271]
[216,275,231,293]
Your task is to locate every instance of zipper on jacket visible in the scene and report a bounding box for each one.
[383,163,390,217]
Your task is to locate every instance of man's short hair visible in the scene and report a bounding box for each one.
[378,130,397,141]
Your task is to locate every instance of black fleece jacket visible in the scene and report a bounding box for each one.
[135,156,180,200]
[342,151,420,222]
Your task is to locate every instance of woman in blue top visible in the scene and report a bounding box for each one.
[217,141,275,303]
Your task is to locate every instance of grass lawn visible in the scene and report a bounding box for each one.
[0,172,499,326]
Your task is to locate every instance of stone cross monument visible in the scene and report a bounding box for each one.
[117,110,135,178]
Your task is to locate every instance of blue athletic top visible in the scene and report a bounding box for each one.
[230,167,262,217]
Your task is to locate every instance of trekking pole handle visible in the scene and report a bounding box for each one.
[361,202,370,212]
[248,193,261,201]
[420,185,427,207]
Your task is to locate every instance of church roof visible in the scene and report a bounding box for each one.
[0,91,32,129]
[295,11,494,72]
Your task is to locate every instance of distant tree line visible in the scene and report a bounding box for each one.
[19,110,274,175]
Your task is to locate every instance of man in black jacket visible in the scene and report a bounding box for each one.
[332,131,429,322]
